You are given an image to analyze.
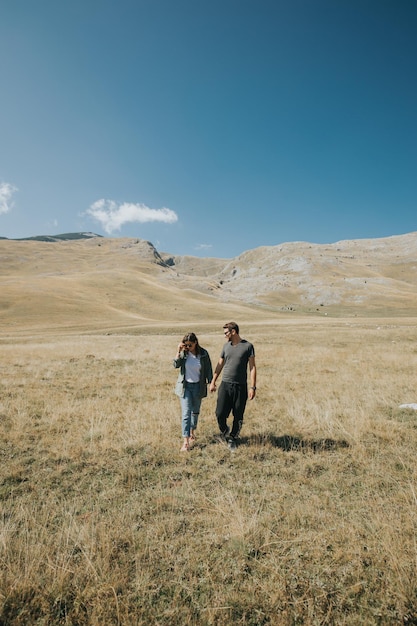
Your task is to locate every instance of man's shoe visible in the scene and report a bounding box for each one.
[227,437,237,451]
[215,427,230,445]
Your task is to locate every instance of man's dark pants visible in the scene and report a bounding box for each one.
[216,381,248,438]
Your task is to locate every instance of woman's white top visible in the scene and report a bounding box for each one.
[185,353,201,382]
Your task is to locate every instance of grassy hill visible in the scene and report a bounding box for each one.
[0,237,256,335]
[1,231,416,335]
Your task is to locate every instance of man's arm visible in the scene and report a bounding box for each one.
[248,356,256,400]
[209,358,224,393]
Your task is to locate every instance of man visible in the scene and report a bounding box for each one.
[210,321,256,450]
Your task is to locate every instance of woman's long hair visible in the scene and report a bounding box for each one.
[182,332,202,356]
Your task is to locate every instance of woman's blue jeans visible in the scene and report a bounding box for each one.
[180,382,202,437]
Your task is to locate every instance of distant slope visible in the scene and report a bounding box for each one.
[0,237,255,334]
[0,232,103,242]
[162,232,417,316]
[0,232,416,334]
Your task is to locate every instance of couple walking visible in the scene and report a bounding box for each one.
[173,322,257,451]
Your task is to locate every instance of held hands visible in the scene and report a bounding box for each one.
[209,381,255,397]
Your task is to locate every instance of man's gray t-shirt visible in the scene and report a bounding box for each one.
[220,340,255,384]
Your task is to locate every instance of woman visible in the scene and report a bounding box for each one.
[173,332,213,452]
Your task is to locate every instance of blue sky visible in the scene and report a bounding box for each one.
[1,0,416,258]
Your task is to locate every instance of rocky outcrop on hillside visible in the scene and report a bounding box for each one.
[161,232,417,313]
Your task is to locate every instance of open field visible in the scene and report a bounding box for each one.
[1,318,417,624]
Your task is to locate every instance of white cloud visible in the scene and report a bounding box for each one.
[195,243,213,250]
[0,182,18,215]
[86,199,178,234]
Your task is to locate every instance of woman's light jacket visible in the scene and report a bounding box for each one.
[173,348,213,399]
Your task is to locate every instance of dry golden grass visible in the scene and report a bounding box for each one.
[1,319,417,624]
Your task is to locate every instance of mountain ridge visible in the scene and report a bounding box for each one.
[0,232,103,242]
[160,231,417,314]
[0,231,416,333]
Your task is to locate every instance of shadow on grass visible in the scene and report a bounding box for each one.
[240,433,350,452]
